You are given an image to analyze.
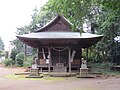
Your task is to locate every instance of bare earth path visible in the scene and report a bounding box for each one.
[0,66,120,90]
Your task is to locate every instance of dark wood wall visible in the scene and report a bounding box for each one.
[51,49,68,66]
[37,47,82,67]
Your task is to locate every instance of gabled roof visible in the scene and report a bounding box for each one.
[16,14,103,48]
[36,15,77,32]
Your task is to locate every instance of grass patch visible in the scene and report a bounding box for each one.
[5,74,26,79]
[100,69,120,76]
[4,74,65,82]
[89,62,120,76]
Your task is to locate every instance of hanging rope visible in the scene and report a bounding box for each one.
[50,47,68,52]
[50,47,68,63]
[49,47,69,64]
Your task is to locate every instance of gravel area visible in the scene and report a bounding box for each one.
[0,66,120,90]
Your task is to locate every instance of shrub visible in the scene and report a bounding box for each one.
[23,56,33,67]
[88,62,116,73]
[3,58,15,67]
[10,50,17,61]
[15,52,25,67]
[5,51,9,59]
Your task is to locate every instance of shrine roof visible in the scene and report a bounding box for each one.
[17,32,102,39]
[17,32,103,48]
[16,14,103,48]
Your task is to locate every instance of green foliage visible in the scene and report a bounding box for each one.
[98,0,120,13]
[5,51,9,59]
[3,55,35,67]
[30,8,38,31]
[15,52,25,67]
[89,62,120,75]
[0,37,4,51]
[89,62,116,72]
[16,25,31,35]
[14,5,55,56]
[47,0,93,31]
[23,56,33,67]
[0,51,1,57]
[47,0,119,65]
[32,48,37,55]
[13,39,24,53]
[3,58,15,67]
[31,6,56,30]
[10,49,17,61]
[95,4,120,64]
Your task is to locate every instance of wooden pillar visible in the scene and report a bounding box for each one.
[37,48,41,65]
[24,44,27,61]
[80,48,82,68]
[86,48,88,61]
[48,47,51,73]
[68,47,71,73]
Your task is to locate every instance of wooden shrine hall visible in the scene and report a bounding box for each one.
[17,15,103,73]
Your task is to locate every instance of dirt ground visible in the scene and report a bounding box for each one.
[0,66,120,90]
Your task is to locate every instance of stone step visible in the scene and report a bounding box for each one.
[26,75,43,78]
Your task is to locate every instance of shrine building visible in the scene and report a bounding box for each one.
[17,15,103,73]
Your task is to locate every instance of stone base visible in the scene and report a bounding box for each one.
[26,75,43,78]
[50,73,76,77]
[80,68,89,76]
[77,68,94,78]
[29,68,39,76]
[76,74,94,78]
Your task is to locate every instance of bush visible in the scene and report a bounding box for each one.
[10,50,17,61]
[5,51,9,59]
[88,62,116,73]
[3,58,15,67]
[15,52,25,67]
[23,56,33,67]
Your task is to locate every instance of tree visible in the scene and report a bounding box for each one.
[13,25,31,53]
[46,0,120,64]
[96,1,120,64]
[14,6,56,54]
[0,37,4,51]
[15,52,25,67]
[30,6,56,30]
[47,0,96,31]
